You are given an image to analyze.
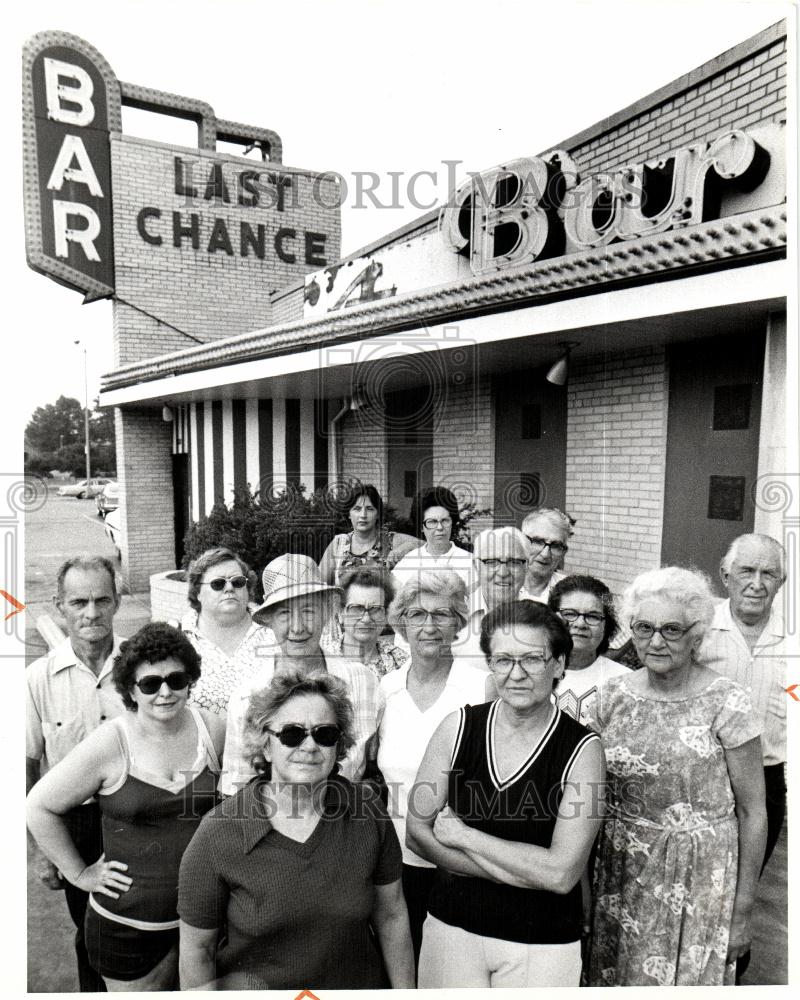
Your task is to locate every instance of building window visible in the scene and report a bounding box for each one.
[404,470,417,498]
[708,475,745,521]
[713,384,752,430]
[521,404,542,440]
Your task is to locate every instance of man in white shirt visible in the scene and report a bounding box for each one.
[698,533,787,982]
[222,554,378,795]
[26,556,125,993]
[520,507,574,602]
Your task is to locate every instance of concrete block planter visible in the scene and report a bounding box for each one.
[149,570,189,623]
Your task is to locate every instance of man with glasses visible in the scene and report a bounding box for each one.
[520,507,574,602]
[456,527,532,664]
[699,533,787,981]
[26,556,125,992]
[221,554,378,795]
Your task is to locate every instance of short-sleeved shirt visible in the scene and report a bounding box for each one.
[698,599,786,765]
[392,543,477,603]
[177,775,402,990]
[26,637,125,774]
[555,655,630,725]
[220,654,379,795]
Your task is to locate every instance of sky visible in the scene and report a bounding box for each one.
[1,0,793,438]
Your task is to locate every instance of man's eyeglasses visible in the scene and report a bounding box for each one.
[423,517,452,530]
[134,671,191,695]
[558,609,605,627]
[265,724,342,748]
[630,621,697,641]
[405,608,457,626]
[343,604,387,621]
[526,536,568,557]
[201,576,248,591]
[478,558,527,569]
[489,653,553,675]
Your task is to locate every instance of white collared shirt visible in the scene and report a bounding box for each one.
[392,543,477,602]
[698,598,785,765]
[26,636,126,774]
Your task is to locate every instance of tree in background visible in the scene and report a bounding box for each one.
[25,395,117,477]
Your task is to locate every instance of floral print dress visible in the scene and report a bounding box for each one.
[584,673,759,987]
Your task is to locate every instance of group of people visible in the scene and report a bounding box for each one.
[25,482,787,990]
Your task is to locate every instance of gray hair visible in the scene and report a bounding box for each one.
[622,566,716,643]
[243,668,356,778]
[56,556,118,602]
[473,526,532,561]
[720,533,786,579]
[389,569,469,641]
[521,507,575,539]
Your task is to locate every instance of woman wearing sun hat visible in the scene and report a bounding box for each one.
[220,553,379,796]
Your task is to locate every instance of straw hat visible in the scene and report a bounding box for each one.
[252,554,340,623]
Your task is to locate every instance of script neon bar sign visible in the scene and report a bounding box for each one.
[22,31,119,301]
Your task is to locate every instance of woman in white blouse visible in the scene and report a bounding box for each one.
[377,569,494,969]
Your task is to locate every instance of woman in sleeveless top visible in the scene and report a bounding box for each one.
[406,600,605,988]
[27,623,226,991]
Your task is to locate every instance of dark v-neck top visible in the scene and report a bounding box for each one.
[177,774,402,990]
[428,699,599,944]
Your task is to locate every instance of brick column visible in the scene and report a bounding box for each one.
[339,406,389,495]
[115,407,176,592]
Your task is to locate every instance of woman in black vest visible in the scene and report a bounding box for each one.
[407,600,605,988]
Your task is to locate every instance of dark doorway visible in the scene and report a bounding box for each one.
[386,387,433,521]
[172,454,190,567]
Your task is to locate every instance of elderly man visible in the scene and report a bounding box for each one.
[456,526,531,664]
[520,507,574,601]
[221,554,378,795]
[26,556,125,993]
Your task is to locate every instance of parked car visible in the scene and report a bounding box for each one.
[96,481,120,517]
[104,507,122,558]
[57,477,113,499]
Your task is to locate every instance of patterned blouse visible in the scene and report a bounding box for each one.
[324,530,420,584]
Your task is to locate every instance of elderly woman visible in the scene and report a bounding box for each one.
[377,569,493,967]
[521,506,574,601]
[178,669,415,990]
[333,566,408,680]
[27,624,225,991]
[392,487,475,598]
[548,574,629,724]
[181,547,276,715]
[584,567,767,987]
[406,600,604,988]
[319,483,419,584]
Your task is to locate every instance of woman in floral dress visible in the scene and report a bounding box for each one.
[584,566,766,987]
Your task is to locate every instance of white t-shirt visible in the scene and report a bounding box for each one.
[391,542,477,602]
[555,654,630,725]
[377,658,490,867]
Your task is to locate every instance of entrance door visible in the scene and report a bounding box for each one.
[386,387,433,522]
[661,331,764,586]
[493,369,567,526]
[172,454,190,567]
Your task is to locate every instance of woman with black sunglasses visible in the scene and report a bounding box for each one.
[26,623,225,990]
[181,547,276,715]
[178,669,415,990]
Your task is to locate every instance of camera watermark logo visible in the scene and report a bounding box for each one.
[1,473,47,655]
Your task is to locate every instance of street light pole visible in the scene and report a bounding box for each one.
[74,340,91,482]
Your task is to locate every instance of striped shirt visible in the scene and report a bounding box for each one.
[698,599,785,765]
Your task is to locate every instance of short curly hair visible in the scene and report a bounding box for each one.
[186,547,256,613]
[339,565,396,607]
[622,566,716,646]
[243,668,356,778]
[548,574,620,655]
[388,569,469,642]
[112,622,202,711]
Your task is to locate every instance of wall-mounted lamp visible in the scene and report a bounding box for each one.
[545,342,580,386]
[350,386,366,411]
[162,405,174,422]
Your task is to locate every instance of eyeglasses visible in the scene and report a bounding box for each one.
[343,603,386,620]
[630,621,698,642]
[423,517,452,530]
[489,653,553,674]
[478,558,527,569]
[265,724,342,748]
[405,607,457,626]
[134,671,191,695]
[201,576,248,591]
[558,609,605,627]
[526,536,568,556]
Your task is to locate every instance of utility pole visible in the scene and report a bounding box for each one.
[75,340,91,482]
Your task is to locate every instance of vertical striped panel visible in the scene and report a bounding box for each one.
[190,404,201,521]
[203,402,214,515]
[258,399,273,496]
[245,399,260,492]
[232,400,247,495]
[299,398,315,493]
[184,408,193,523]
[221,400,235,505]
[211,401,224,506]
[285,399,301,487]
[314,398,328,492]
[272,398,287,488]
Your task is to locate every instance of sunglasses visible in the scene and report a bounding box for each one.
[134,671,191,695]
[201,576,248,591]
[265,724,342,748]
